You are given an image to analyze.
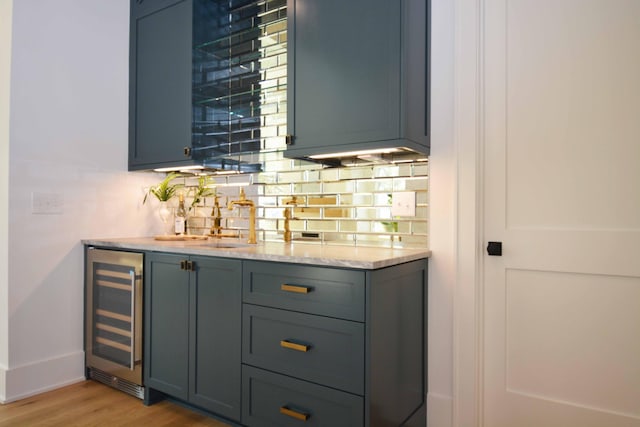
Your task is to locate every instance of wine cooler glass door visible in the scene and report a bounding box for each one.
[86,248,143,386]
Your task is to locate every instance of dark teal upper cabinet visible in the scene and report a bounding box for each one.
[129,0,194,170]
[129,0,287,171]
[285,0,429,160]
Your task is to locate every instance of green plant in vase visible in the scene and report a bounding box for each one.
[143,172,183,204]
[189,175,216,211]
[143,172,183,234]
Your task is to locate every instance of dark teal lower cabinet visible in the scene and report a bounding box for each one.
[144,253,242,422]
[242,259,428,427]
[144,253,426,426]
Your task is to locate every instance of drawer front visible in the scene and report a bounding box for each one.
[243,261,365,321]
[242,365,363,427]
[243,305,364,394]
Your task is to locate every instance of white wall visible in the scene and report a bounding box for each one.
[3,0,159,402]
[0,0,13,403]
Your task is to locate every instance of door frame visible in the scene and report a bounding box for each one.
[452,0,484,425]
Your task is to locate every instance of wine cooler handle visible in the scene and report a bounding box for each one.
[130,269,136,371]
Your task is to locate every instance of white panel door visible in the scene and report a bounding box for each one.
[483,0,640,426]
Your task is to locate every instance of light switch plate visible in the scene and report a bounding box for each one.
[32,192,64,214]
[391,192,416,217]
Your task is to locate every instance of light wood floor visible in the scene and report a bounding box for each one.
[0,380,231,426]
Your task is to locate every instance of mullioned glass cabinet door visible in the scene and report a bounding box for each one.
[129,0,288,171]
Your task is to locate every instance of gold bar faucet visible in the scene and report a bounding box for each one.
[228,188,257,244]
[283,196,298,243]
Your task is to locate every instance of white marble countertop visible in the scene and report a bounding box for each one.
[82,237,430,269]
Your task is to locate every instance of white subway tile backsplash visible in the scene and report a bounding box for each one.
[412,221,428,235]
[277,171,305,183]
[254,172,277,184]
[182,153,428,248]
[264,159,293,172]
[306,170,321,182]
[339,221,358,232]
[373,165,401,178]
[416,191,429,205]
[357,179,393,193]
[339,167,373,180]
[322,181,355,194]
[412,163,429,176]
[342,193,373,206]
[307,220,337,232]
[292,182,321,194]
[264,184,292,195]
[404,177,429,191]
[373,193,392,206]
[356,207,391,219]
[320,168,340,182]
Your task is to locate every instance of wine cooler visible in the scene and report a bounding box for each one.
[85,247,144,398]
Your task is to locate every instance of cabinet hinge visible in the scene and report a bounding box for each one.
[285,135,294,146]
[184,147,192,157]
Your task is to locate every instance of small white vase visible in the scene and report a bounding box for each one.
[157,201,172,235]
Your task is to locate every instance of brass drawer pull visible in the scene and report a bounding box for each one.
[281,284,311,294]
[280,405,310,421]
[280,340,310,352]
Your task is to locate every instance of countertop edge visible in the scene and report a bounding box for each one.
[82,238,430,270]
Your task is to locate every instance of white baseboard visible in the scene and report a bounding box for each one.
[2,351,85,403]
[428,392,453,427]
[0,364,6,403]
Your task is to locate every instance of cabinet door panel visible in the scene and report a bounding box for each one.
[144,253,189,400]
[286,0,429,158]
[129,0,192,169]
[288,0,401,151]
[292,0,400,145]
[189,257,242,420]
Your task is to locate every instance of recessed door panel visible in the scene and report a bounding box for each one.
[483,1,640,425]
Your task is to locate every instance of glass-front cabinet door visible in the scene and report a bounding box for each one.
[129,0,288,171]
[192,0,288,171]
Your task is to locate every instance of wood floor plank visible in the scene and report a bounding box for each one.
[0,381,231,426]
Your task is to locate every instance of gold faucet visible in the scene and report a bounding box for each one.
[228,188,257,244]
[283,196,298,243]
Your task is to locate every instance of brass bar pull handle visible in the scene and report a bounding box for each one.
[280,340,310,352]
[281,284,311,294]
[280,406,310,421]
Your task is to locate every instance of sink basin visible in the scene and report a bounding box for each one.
[194,241,252,249]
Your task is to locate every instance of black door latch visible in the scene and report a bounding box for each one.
[487,241,502,256]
